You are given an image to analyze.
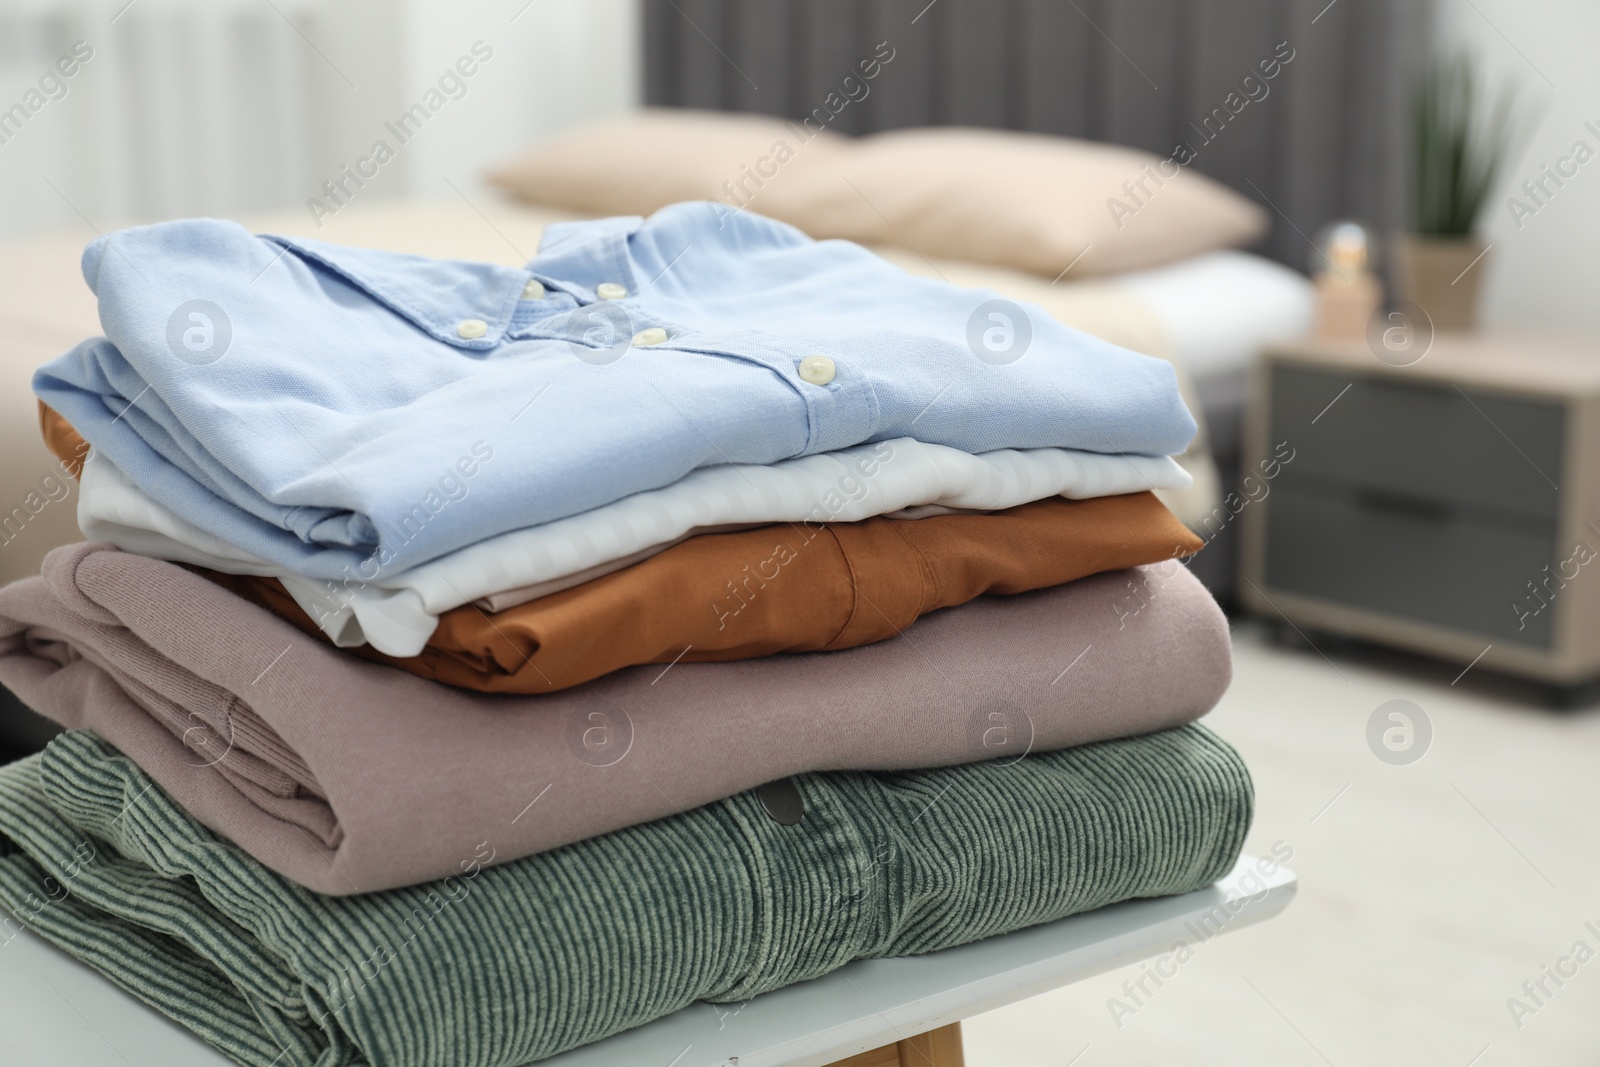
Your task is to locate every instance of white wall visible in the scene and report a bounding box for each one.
[396,0,638,208]
[1434,0,1600,330]
[0,0,639,241]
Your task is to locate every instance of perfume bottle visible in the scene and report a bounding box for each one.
[1311,222,1384,340]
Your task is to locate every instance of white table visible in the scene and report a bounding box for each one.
[0,856,1294,1067]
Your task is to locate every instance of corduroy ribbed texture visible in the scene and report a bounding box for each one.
[0,726,1251,1067]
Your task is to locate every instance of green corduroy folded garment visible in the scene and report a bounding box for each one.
[0,726,1252,1067]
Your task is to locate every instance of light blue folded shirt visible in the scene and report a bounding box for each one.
[35,202,1196,581]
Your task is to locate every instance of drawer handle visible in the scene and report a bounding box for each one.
[1355,488,1453,522]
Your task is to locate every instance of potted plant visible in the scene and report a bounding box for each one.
[1396,54,1516,330]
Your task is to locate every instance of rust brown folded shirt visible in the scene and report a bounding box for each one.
[40,400,92,478]
[43,400,1203,693]
[204,494,1199,691]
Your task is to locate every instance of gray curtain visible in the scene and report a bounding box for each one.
[642,0,1432,270]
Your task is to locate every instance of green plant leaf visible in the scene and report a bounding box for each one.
[1410,53,1518,237]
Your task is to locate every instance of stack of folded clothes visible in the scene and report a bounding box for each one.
[0,202,1251,1066]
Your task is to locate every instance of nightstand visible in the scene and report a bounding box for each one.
[1238,331,1600,699]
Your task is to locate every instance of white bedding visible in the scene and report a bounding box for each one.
[1113,250,1315,459]
[1112,250,1315,383]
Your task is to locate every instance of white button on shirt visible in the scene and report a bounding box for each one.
[596,282,628,301]
[521,280,545,300]
[798,354,836,386]
[632,327,668,346]
[456,319,488,339]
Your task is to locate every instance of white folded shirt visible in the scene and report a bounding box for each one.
[79,438,1190,657]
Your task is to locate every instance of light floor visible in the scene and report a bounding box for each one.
[963,620,1600,1067]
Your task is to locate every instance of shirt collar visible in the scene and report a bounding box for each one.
[526,215,642,302]
[262,233,530,350]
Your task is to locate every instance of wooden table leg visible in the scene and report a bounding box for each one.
[825,1022,965,1067]
[896,1023,965,1067]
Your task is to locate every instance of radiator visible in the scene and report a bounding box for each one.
[0,0,357,241]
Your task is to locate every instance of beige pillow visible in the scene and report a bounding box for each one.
[485,109,848,217]
[757,127,1268,279]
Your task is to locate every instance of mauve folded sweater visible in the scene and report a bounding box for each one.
[0,543,1230,894]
